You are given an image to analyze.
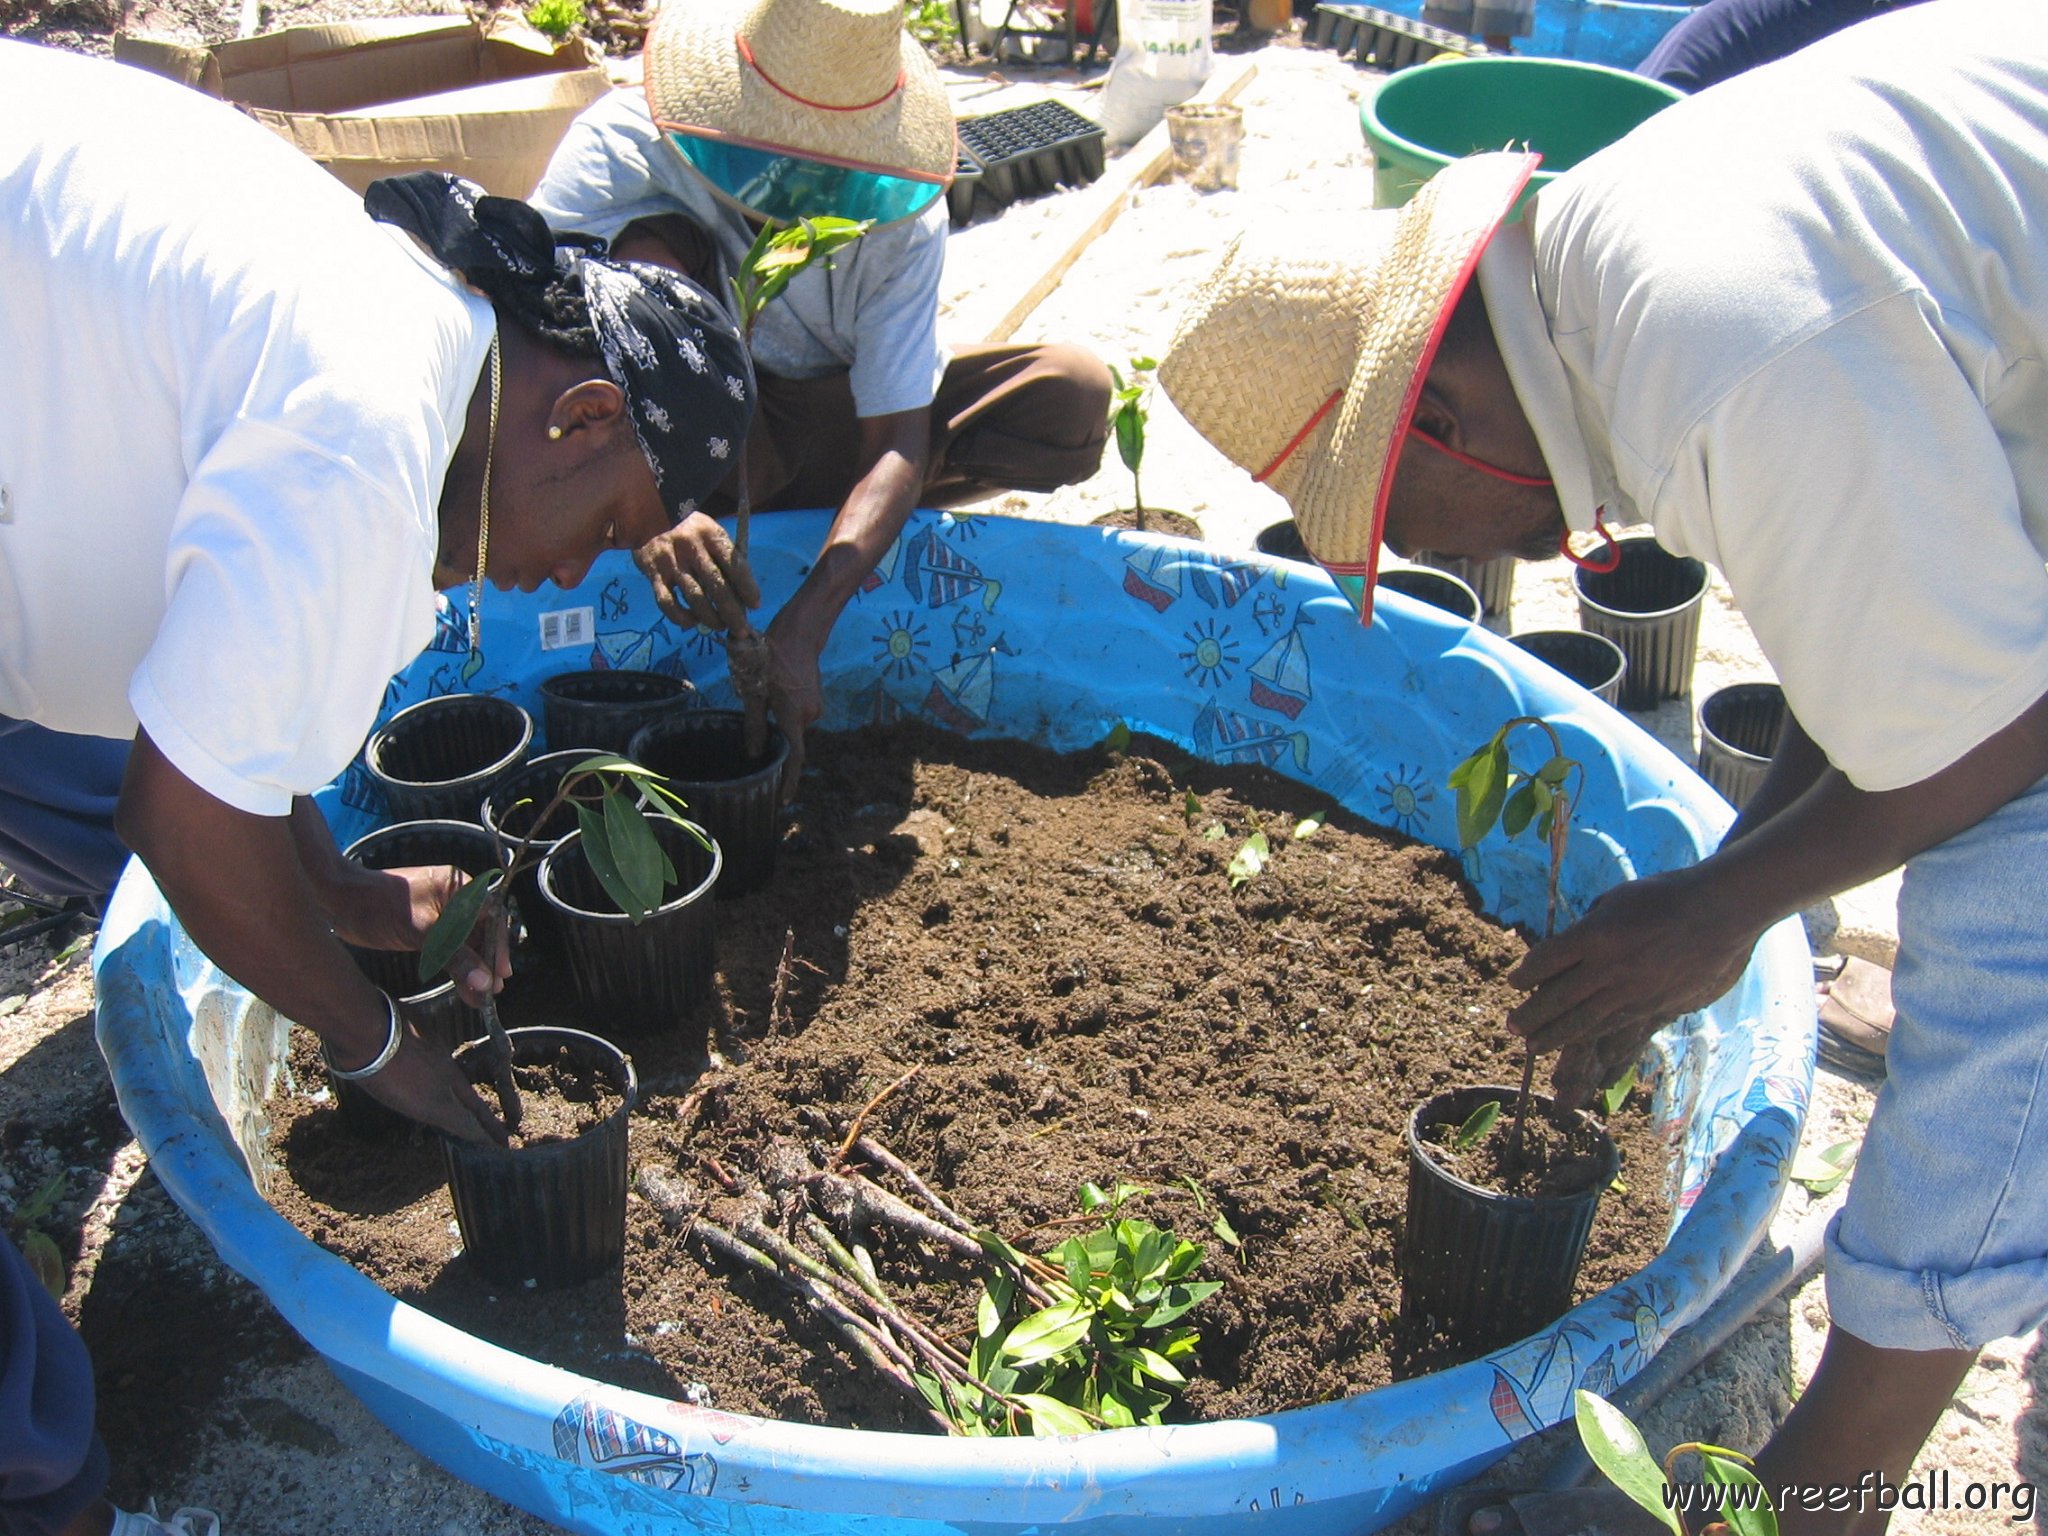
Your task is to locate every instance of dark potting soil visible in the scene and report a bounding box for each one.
[264,722,1674,1428]
[493,1050,624,1148]
[1090,507,1206,541]
[1419,1096,1618,1201]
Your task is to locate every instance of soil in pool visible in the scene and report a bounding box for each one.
[266,721,1674,1429]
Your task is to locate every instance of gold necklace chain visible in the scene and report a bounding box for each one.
[469,331,502,656]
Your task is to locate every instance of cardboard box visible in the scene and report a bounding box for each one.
[114,15,614,198]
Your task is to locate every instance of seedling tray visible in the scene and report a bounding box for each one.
[954,99,1106,220]
[946,146,986,226]
[1310,2,1485,68]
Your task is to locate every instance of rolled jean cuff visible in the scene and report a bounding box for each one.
[1824,1214,2048,1351]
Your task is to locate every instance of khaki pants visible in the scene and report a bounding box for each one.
[713,342,1114,515]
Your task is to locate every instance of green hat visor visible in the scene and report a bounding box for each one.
[668,133,944,225]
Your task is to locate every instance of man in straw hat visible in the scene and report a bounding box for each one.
[530,0,1113,773]
[2,42,754,1535]
[1163,2,2048,1530]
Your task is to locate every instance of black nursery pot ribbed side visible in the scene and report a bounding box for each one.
[627,710,788,899]
[1571,535,1708,711]
[1507,629,1629,708]
[538,814,721,1048]
[364,694,533,824]
[1400,1084,1620,1361]
[442,1026,637,1290]
[537,669,692,758]
[334,819,500,1137]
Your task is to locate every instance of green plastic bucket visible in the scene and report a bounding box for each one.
[1362,55,1683,213]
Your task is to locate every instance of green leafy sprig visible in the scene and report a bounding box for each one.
[928,1184,1224,1436]
[1107,357,1158,532]
[418,752,708,1128]
[1447,715,1586,1165]
[1575,1390,1778,1536]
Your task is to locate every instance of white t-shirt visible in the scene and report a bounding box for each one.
[529,86,949,419]
[1479,0,2048,793]
[0,42,495,816]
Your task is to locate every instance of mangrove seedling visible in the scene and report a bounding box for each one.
[6,1171,67,1301]
[1575,1389,1778,1536]
[945,1183,1223,1436]
[419,753,708,1130]
[1107,356,1158,532]
[719,216,871,757]
[1448,715,1584,1166]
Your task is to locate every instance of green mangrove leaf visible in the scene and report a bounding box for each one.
[417,869,501,983]
[1574,1392,1686,1536]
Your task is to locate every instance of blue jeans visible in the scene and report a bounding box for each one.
[0,718,130,906]
[1638,0,1920,93]
[1826,772,2048,1350]
[1,1234,106,1536]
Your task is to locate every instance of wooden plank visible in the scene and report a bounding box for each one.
[962,58,1259,344]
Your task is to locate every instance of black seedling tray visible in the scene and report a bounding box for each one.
[954,100,1107,220]
[947,146,986,226]
[1309,2,1484,68]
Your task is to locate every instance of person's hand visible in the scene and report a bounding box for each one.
[635,512,762,633]
[327,864,510,1006]
[345,1020,507,1146]
[1506,867,1763,1107]
[764,604,826,797]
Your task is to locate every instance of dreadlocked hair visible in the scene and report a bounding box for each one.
[464,264,601,357]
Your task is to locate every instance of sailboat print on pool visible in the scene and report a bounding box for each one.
[1122,542,1183,612]
[1247,608,1314,719]
[1193,700,1310,775]
[902,528,1001,611]
[925,642,1011,732]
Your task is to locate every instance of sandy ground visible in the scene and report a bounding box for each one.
[1,28,2040,1536]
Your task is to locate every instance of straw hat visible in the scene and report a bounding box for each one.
[1158,151,1539,618]
[645,0,956,185]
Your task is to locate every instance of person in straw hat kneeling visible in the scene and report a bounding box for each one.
[531,0,1113,777]
[1161,2,2048,1531]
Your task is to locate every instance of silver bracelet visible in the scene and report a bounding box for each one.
[325,992,403,1081]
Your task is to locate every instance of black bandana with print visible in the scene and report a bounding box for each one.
[364,171,754,524]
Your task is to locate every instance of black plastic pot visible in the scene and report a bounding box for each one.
[1414,549,1516,619]
[627,711,788,899]
[1400,1084,1619,1359]
[1697,681,1787,811]
[442,1026,636,1290]
[334,820,500,1134]
[1254,519,1312,563]
[1507,629,1629,708]
[364,694,532,824]
[480,749,613,963]
[1572,535,1708,711]
[538,669,692,757]
[539,814,721,1045]
[1377,566,1481,624]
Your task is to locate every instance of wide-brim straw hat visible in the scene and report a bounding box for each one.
[645,0,956,186]
[1158,151,1539,622]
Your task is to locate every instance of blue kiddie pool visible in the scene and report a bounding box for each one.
[94,512,1813,1536]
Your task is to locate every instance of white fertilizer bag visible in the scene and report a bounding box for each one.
[1098,0,1214,146]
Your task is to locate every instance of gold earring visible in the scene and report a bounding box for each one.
[548,425,563,441]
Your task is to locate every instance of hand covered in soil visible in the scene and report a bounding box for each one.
[635,512,762,634]
[354,1019,508,1146]
[760,602,825,798]
[1506,867,1763,1107]
[328,864,511,1006]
